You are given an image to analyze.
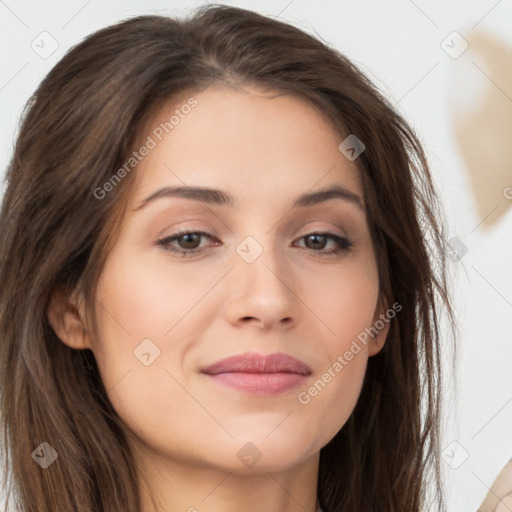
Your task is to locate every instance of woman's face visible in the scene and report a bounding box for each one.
[80,84,389,474]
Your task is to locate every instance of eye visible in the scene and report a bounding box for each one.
[157,230,219,257]
[292,232,354,257]
[156,230,354,258]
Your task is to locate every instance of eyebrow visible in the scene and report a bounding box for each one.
[134,184,365,212]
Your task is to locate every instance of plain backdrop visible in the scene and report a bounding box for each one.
[1,1,511,511]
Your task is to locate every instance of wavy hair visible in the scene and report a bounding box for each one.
[0,4,455,511]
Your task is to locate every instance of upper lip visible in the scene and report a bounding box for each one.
[201,352,312,375]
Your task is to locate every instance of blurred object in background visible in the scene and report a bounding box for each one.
[450,31,512,229]
[478,457,512,512]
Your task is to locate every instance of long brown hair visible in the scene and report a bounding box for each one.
[0,4,456,511]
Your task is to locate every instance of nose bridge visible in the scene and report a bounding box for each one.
[234,232,290,291]
[225,231,300,328]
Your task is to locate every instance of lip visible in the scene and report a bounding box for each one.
[201,352,312,395]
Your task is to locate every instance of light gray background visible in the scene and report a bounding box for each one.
[1,1,511,510]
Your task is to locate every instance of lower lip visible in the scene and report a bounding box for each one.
[204,372,309,395]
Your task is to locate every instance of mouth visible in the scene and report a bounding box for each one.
[200,352,312,395]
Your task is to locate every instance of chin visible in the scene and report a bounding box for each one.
[221,433,318,474]
[226,450,313,475]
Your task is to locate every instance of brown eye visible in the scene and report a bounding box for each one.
[294,232,354,257]
[176,233,202,249]
[157,231,218,257]
[304,234,328,250]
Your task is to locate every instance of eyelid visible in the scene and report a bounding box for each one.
[294,222,349,240]
[156,221,347,244]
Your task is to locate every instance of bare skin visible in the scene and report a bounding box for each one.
[49,83,390,512]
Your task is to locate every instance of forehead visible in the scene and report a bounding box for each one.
[131,84,362,206]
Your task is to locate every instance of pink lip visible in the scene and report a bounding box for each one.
[201,352,312,395]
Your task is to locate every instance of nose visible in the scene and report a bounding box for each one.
[223,236,301,331]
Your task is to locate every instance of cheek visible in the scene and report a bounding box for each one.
[304,255,380,346]
[95,251,213,336]
[91,247,222,369]
[293,257,378,435]
[299,272,375,397]
[89,253,203,446]
[296,352,368,451]
[89,247,226,404]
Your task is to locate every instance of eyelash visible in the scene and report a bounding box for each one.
[156,229,354,258]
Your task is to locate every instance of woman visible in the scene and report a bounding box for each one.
[0,4,455,511]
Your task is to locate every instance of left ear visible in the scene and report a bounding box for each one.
[368,294,391,357]
[47,285,92,351]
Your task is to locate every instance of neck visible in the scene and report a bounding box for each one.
[132,441,320,512]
